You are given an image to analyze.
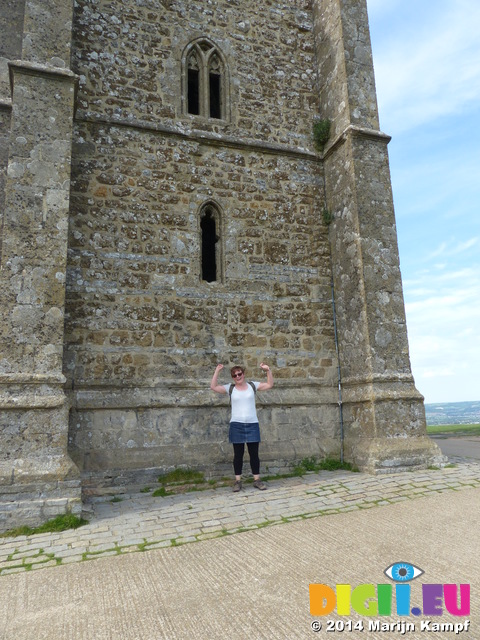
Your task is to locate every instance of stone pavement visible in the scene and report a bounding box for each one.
[1,458,479,640]
[1,458,479,576]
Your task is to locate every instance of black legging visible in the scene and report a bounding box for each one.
[233,442,260,476]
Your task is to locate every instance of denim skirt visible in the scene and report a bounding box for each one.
[228,421,261,444]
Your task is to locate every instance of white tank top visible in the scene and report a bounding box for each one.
[223,382,260,423]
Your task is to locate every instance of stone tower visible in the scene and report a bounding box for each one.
[0,0,444,531]
[0,0,82,529]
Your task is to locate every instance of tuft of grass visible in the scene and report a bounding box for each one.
[318,458,358,472]
[0,514,88,538]
[153,468,208,497]
[293,456,358,476]
[152,471,234,497]
[313,117,331,152]
[152,487,170,497]
[322,207,334,226]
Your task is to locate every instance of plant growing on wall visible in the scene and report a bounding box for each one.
[322,207,334,226]
[313,117,331,152]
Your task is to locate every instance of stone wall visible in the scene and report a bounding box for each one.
[314,0,444,471]
[71,0,317,145]
[0,0,446,524]
[65,0,342,490]
[0,0,82,531]
[0,0,26,258]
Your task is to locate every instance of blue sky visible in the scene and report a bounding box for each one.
[366,0,480,404]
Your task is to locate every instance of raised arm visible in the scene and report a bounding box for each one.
[257,363,274,391]
[210,364,227,394]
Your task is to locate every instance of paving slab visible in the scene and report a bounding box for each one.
[0,458,479,639]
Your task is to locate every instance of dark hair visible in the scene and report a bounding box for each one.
[230,365,245,377]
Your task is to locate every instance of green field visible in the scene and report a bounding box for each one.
[427,423,480,436]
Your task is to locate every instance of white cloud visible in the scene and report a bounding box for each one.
[448,238,479,256]
[403,265,480,402]
[423,239,479,261]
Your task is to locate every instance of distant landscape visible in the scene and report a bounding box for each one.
[425,401,480,426]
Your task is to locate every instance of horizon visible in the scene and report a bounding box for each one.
[425,400,480,406]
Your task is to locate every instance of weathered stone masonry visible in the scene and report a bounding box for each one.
[0,0,444,530]
[0,0,83,529]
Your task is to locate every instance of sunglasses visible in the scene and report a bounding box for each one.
[232,372,244,378]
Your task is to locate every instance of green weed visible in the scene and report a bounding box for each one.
[293,457,358,476]
[0,514,88,539]
[313,117,331,152]
[152,487,171,497]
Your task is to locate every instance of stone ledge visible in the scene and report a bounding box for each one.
[341,377,425,403]
[0,392,66,409]
[0,456,80,486]
[8,60,77,83]
[71,384,339,409]
[75,111,320,161]
[346,436,448,475]
[323,124,392,160]
[0,373,66,384]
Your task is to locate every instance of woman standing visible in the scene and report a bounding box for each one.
[210,363,274,492]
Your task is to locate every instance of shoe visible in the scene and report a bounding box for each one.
[233,480,242,492]
[253,480,267,490]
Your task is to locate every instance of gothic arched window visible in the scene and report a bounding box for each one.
[200,202,223,283]
[183,39,229,121]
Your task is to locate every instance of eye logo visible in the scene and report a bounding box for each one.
[384,562,424,582]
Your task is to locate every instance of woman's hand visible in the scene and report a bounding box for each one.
[210,363,227,393]
[258,363,274,390]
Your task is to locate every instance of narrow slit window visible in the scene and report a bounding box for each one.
[201,209,218,282]
[200,204,222,282]
[187,54,200,115]
[188,68,200,115]
[209,72,221,119]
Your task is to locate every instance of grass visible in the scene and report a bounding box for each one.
[152,468,209,497]
[150,458,357,497]
[152,487,170,497]
[292,456,358,475]
[312,117,331,152]
[427,423,480,436]
[0,514,88,539]
[262,457,358,481]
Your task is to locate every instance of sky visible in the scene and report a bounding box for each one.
[366,0,480,404]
